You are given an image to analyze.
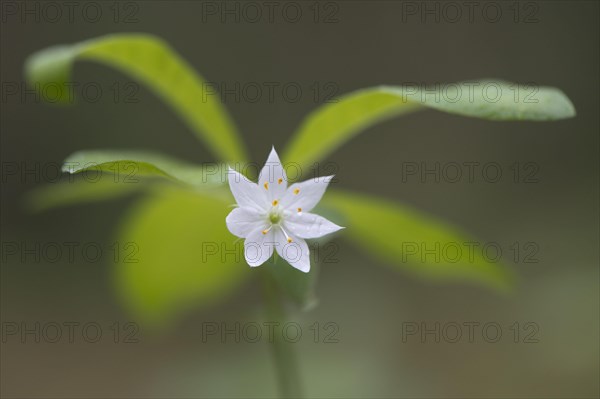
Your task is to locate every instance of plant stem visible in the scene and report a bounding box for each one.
[261,268,303,398]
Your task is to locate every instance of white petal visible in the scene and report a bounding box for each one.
[258,147,287,201]
[226,207,265,238]
[244,226,275,267]
[281,175,334,212]
[227,167,268,211]
[284,212,344,239]
[274,228,310,273]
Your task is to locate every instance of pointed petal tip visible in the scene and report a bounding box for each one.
[245,250,272,267]
[290,262,310,273]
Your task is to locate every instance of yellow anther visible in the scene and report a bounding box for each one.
[278,178,283,184]
[264,182,269,190]
[297,207,302,213]
[262,230,268,235]
[272,200,279,206]
[287,238,292,243]
[293,188,300,195]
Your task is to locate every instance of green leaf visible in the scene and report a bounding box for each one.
[28,150,228,212]
[25,34,247,163]
[26,175,145,212]
[114,186,249,326]
[283,80,575,170]
[63,149,226,187]
[321,189,515,292]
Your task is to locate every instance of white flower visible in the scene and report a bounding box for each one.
[226,147,343,272]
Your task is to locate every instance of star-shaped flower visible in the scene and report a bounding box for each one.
[226,147,343,272]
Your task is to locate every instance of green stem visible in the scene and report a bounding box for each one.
[261,267,304,398]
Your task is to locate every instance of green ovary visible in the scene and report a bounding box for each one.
[269,212,282,224]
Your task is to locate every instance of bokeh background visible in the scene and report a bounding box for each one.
[1,1,598,398]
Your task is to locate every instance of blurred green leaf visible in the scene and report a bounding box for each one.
[283,80,575,170]
[322,189,515,292]
[63,149,226,187]
[29,150,228,212]
[26,175,145,212]
[115,186,249,326]
[25,33,247,163]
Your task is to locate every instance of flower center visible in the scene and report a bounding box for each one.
[265,208,292,243]
[269,212,282,224]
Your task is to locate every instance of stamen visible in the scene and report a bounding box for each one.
[293,188,300,195]
[264,182,269,190]
[278,178,283,184]
[272,200,279,206]
[262,226,272,235]
[297,207,302,213]
[280,226,293,243]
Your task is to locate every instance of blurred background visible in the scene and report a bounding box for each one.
[1,1,598,398]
